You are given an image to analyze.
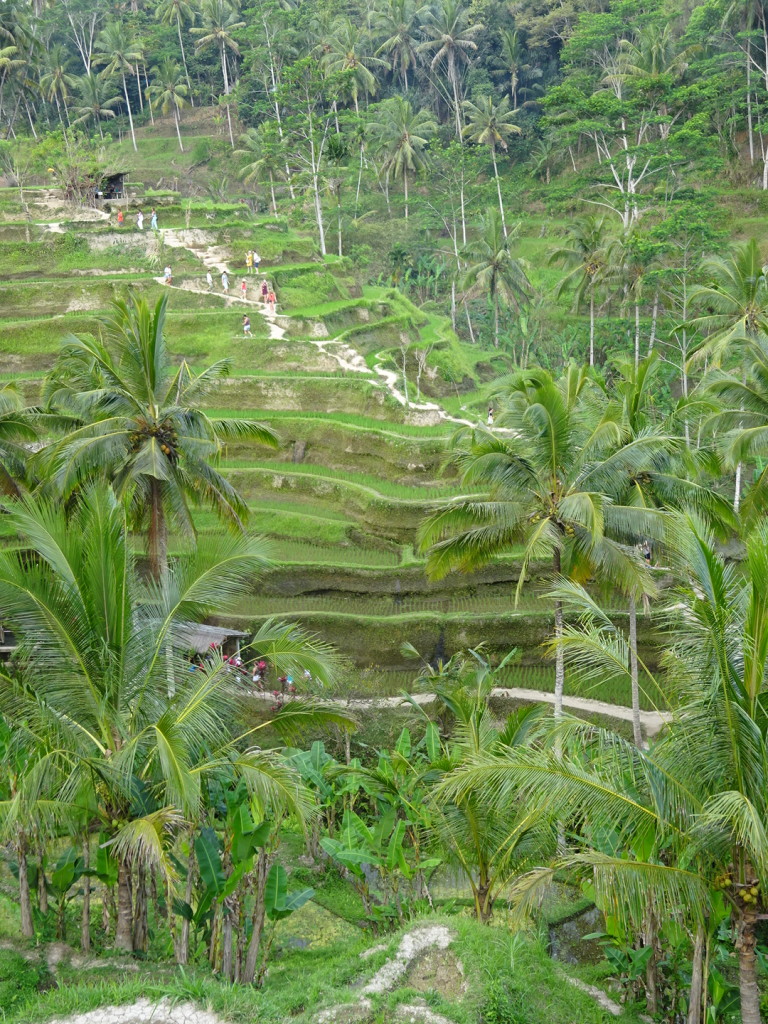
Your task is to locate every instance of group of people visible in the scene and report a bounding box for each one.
[116,207,158,231]
[245,249,261,274]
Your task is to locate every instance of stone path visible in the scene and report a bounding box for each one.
[46,999,226,1024]
[248,687,670,739]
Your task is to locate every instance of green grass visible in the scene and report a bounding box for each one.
[205,407,452,438]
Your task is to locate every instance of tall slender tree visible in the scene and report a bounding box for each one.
[95,22,142,152]
[192,0,244,147]
[418,0,483,138]
[462,94,521,236]
[461,211,532,347]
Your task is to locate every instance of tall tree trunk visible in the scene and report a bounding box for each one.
[450,57,462,139]
[242,851,270,983]
[634,300,640,370]
[115,857,134,951]
[148,478,168,583]
[221,43,234,148]
[81,834,91,953]
[132,861,148,952]
[174,106,184,152]
[177,18,194,104]
[648,290,659,354]
[403,170,408,219]
[37,838,49,915]
[491,148,506,237]
[736,911,762,1024]
[589,291,595,366]
[687,924,705,1024]
[177,841,196,964]
[121,73,137,152]
[493,292,499,348]
[17,832,34,940]
[629,594,642,747]
[553,547,564,723]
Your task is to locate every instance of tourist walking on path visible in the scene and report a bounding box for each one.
[136,210,144,230]
[261,279,269,303]
[206,270,213,291]
[253,251,261,273]
[221,270,229,293]
[245,250,253,274]
[150,208,158,230]
[241,278,248,300]
[267,289,276,313]
[243,315,252,337]
[163,265,173,285]
[117,209,124,227]
[487,405,494,426]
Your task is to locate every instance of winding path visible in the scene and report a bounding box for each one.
[248,686,671,739]
[158,229,476,426]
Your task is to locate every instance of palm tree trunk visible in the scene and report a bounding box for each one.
[81,833,91,953]
[404,170,408,219]
[648,290,659,354]
[115,857,134,951]
[174,106,184,152]
[493,292,500,348]
[242,850,270,984]
[491,148,506,237]
[634,300,640,370]
[589,291,595,366]
[132,861,148,952]
[221,42,235,148]
[734,462,742,512]
[269,172,278,216]
[177,841,195,965]
[121,72,137,152]
[629,593,642,747]
[177,17,194,104]
[736,910,762,1024]
[148,478,168,583]
[450,56,462,139]
[17,831,34,939]
[687,924,705,1024]
[553,548,564,723]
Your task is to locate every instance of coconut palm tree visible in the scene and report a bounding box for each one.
[321,19,386,115]
[0,485,345,953]
[146,59,189,151]
[445,514,768,1024]
[549,215,615,366]
[191,0,245,148]
[367,96,437,218]
[37,292,278,583]
[0,383,40,497]
[419,366,667,720]
[39,44,78,127]
[156,0,198,101]
[686,238,768,509]
[417,0,484,138]
[95,22,142,152]
[235,125,288,215]
[373,0,426,91]
[461,211,533,347]
[71,72,121,139]
[462,94,520,236]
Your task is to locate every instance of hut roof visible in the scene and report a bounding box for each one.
[175,622,248,653]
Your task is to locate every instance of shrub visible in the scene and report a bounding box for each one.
[0,949,48,1009]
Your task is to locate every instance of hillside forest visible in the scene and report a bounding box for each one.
[6,0,768,1024]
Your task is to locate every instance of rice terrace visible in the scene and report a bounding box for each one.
[3,0,768,1021]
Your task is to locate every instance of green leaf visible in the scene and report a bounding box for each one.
[425,722,441,762]
[395,728,411,759]
[50,847,81,894]
[264,862,287,917]
[194,827,225,897]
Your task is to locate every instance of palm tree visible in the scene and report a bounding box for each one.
[528,134,557,184]
[156,0,198,102]
[0,485,343,953]
[686,238,768,509]
[38,292,278,583]
[617,25,695,140]
[461,211,533,347]
[495,27,532,109]
[191,0,245,148]
[448,515,768,1024]
[39,44,78,127]
[418,365,665,720]
[549,215,614,366]
[417,0,484,138]
[146,59,189,151]
[367,96,437,218]
[235,125,288,215]
[462,94,520,236]
[374,0,426,91]
[0,383,39,497]
[71,72,121,139]
[95,22,142,152]
[322,19,386,115]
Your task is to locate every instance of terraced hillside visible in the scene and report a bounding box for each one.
[0,187,666,719]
